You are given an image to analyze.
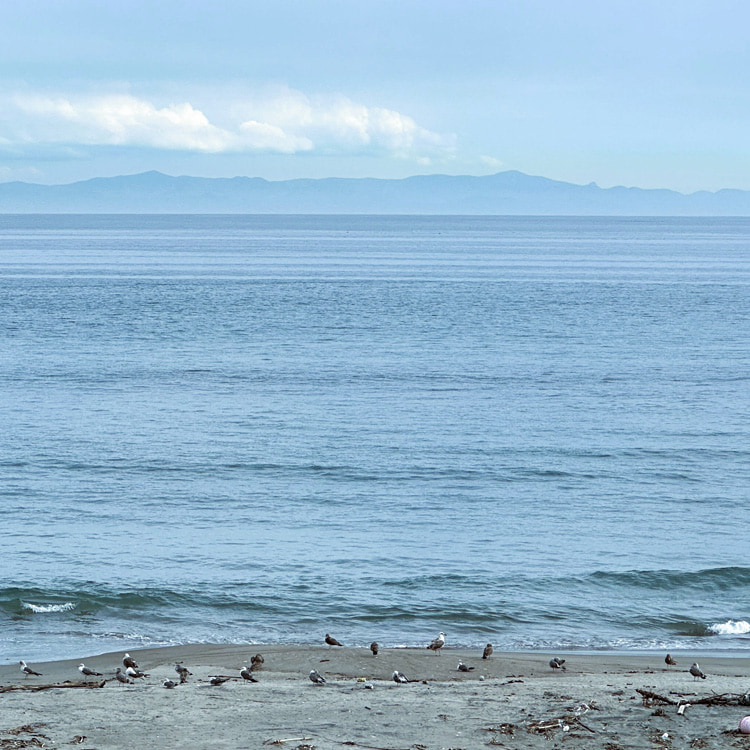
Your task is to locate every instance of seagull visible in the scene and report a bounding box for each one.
[370,641,379,657]
[240,666,258,682]
[427,632,445,654]
[126,666,148,679]
[250,653,264,670]
[482,644,493,660]
[79,663,102,679]
[392,670,409,684]
[114,668,133,685]
[325,633,343,648]
[665,654,677,666]
[309,670,326,685]
[122,653,139,670]
[549,657,566,671]
[689,662,707,680]
[457,661,474,672]
[163,679,177,689]
[19,660,42,677]
[209,676,231,686]
[175,663,192,683]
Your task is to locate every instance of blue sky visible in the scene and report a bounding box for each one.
[2,0,749,191]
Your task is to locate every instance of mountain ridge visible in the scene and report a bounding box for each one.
[1,170,749,215]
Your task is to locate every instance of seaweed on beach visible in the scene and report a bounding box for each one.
[0,724,50,749]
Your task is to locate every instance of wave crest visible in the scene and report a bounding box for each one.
[21,601,77,613]
[708,619,750,636]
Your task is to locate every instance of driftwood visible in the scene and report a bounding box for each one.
[0,680,106,693]
[636,688,678,705]
[262,738,313,746]
[637,688,750,708]
[526,716,596,735]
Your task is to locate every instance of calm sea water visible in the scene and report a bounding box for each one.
[1,215,749,663]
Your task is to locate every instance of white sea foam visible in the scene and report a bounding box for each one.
[21,601,77,614]
[708,620,750,636]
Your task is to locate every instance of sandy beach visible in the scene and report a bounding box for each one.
[2,646,749,749]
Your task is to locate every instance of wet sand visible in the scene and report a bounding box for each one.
[1,646,749,749]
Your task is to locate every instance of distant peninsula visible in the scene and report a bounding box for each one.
[2,170,750,215]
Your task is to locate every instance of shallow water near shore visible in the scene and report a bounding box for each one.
[1,215,749,662]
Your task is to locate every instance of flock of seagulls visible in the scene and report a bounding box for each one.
[15,635,711,688]
[15,652,266,690]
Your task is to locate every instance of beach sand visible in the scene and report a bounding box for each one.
[1,646,749,749]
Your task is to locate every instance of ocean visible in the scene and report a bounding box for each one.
[1,214,749,663]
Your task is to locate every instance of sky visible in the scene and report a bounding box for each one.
[2,0,749,192]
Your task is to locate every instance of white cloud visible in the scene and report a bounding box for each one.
[4,89,453,160]
[480,155,504,169]
[15,95,236,152]
[237,119,312,153]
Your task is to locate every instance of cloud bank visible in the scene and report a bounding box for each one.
[4,89,453,161]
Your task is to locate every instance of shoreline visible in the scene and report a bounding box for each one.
[2,645,749,749]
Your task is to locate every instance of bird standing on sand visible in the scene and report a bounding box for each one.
[19,660,42,677]
[126,666,148,679]
[123,653,139,670]
[482,644,493,660]
[240,665,258,682]
[392,670,409,684]
[325,633,343,648]
[309,669,326,685]
[79,663,102,680]
[250,653,264,670]
[163,679,177,689]
[370,642,379,657]
[175,663,192,683]
[427,632,445,654]
[549,657,566,671]
[665,654,677,666]
[689,662,707,680]
[457,661,474,672]
[114,668,133,685]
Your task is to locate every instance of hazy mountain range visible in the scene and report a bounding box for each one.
[2,170,750,215]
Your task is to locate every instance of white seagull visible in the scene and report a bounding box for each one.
[689,662,707,680]
[79,663,102,679]
[392,670,409,683]
[309,669,326,685]
[427,631,445,654]
[114,668,132,685]
[19,660,42,677]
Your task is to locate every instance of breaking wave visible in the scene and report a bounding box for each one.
[20,601,77,613]
[708,620,750,636]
